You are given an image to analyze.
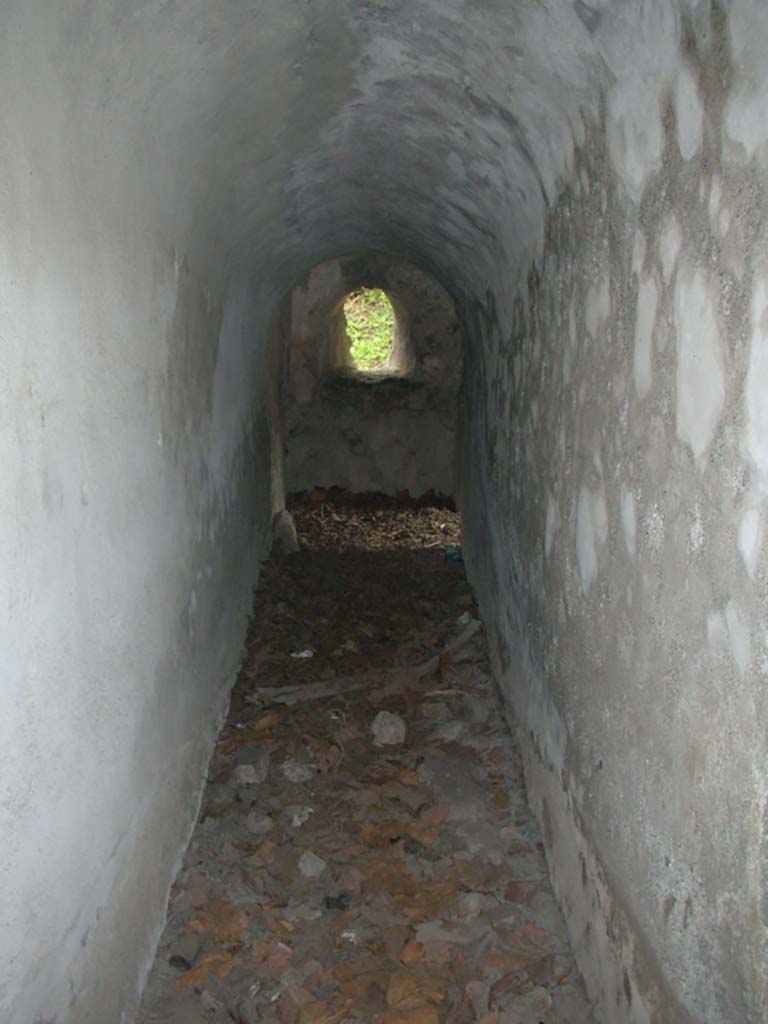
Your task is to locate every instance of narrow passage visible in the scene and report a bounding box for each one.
[138,494,593,1024]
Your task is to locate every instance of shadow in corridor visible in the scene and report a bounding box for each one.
[137,495,594,1024]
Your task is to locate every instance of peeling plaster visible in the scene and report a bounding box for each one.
[724,3,768,159]
[725,600,752,678]
[586,277,611,340]
[674,66,704,161]
[658,216,682,284]
[620,488,637,558]
[576,485,607,593]
[675,268,725,465]
[738,506,763,578]
[745,282,768,490]
[545,494,558,559]
[634,276,657,399]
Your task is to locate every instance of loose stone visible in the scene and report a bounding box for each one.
[372,710,407,746]
[298,850,328,878]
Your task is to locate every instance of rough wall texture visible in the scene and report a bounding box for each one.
[0,210,274,1024]
[284,253,462,497]
[0,10,278,1023]
[3,2,768,1023]
[462,4,768,1022]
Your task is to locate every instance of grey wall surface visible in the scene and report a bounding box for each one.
[284,253,462,497]
[461,6,768,1022]
[2,2,768,1022]
[0,7,285,1022]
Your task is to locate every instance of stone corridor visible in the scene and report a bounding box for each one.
[5,4,768,1023]
[137,497,593,1024]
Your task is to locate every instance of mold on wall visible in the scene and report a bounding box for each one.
[283,252,462,497]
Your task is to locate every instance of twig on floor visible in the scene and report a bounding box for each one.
[245,620,482,706]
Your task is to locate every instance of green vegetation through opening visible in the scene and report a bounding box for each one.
[344,288,395,370]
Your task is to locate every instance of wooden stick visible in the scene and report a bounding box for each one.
[245,620,481,706]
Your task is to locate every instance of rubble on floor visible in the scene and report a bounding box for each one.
[137,493,594,1024]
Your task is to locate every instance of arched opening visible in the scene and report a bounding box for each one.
[327,285,413,378]
[342,287,394,371]
[282,253,463,500]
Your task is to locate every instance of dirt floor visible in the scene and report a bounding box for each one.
[137,494,594,1024]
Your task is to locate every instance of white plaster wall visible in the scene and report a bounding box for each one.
[0,9,277,1022]
[461,4,768,1021]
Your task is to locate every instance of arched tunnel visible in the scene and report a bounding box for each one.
[3,2,768,1022]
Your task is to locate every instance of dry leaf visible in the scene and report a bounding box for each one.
[481,951,530,975]
[403,822,440,847]
[254,711,280,731]
[398,878,459,921]
[454,858,507,892]
[437,651,453,677]
[315,744,340,773]
[265,941,294,973]
[359,822,382,846]
[334,958,385,983]
[380,1009,439,1024]
[503,880,539,904]
[485,746,509,766]
[525,954,556,986]
[490,969,529,1002]
[492,985,552,1017]
[399,769,421,786]
[419,803,450,828]
[335,722,363,744]
[520,921,551,945]
[481,923,553,977]
[185,897,247,944]
[449,991,478,1024]
[176,948,236,989]
[421,940,453,965]
[339,971,388,999]
[297,999,349,1024]
[381,923,410,957]
[555,963,572,985]
[280,968,314,1008]
[246,839,277,866]
[399,939,424,965]
[386,973,445,1011]
[360,858,414,895]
